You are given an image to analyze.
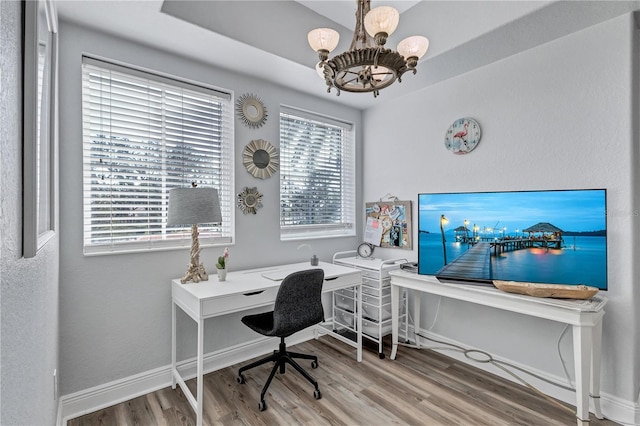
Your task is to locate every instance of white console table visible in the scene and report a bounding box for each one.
[172,261,362,426]
[389,270,607,426]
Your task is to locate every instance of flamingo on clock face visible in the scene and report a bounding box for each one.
[453,123,468,142]
[453,122,470,150]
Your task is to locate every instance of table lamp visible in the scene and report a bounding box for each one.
[168,185,222,284]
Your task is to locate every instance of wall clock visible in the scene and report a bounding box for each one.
[444,118,481,155]
[357,242,375,259]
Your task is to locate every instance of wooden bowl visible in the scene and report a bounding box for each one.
[493,280,599,299]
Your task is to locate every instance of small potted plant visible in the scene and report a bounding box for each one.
[216,247,229,281]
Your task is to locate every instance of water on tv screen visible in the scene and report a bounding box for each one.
[418,189,607,290]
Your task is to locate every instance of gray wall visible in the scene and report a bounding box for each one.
[365,12,640,410]
[57,22,363,396]
[0,1,60,425]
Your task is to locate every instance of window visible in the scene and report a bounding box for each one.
[82,57,234,254]
[279,107,355,240]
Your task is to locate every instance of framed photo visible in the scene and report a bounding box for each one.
[365,200,413,250]
[23,0,58,258]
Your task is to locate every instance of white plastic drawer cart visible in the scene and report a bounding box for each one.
[332,251,408,358]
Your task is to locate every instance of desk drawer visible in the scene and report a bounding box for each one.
[334,308,355,329]
[334,293,355,311]
[362,318,392,338]
[362,282,391,298]
[322,273,361,292]
[361,293,391,306]
[201,287,279,317]
[335,287,355,298]
[362,302,392,321]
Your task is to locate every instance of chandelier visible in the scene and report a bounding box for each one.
[307,0,429,98]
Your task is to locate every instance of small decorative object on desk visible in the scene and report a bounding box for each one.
[493,280,599,299]
[310,255,319,266]
[216,247,230,282]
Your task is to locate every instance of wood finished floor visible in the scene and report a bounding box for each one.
[68,337,618,426]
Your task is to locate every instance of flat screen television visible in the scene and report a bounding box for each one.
[418,189,607,290]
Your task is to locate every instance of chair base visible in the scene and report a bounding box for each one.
[237,337,321,411]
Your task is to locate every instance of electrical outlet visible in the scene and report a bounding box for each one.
[53,369,58,400]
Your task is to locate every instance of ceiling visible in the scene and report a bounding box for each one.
[55,0,640,110]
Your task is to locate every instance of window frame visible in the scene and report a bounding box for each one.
[279,106,356,241]
[81,56,234,255]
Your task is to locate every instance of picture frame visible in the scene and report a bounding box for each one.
[365,200,413,250]
[23,0,58,258]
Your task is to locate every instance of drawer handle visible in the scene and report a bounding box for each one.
[324,277,338,281]
[243,291,265,296]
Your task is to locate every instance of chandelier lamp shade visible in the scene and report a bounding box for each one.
[308,0,429,97]
[168,185,222,284]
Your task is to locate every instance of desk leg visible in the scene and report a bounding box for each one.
[573,324,593,426]
[391,284,399,360]
[196,319,204,426]
[356,284,362,362]
[591,318,604,419]
[413,289,421,350]
[172,302,176,389]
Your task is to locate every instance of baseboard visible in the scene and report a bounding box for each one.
[600,393,640,426]
[407,328,639,425]
[58,329,314,425]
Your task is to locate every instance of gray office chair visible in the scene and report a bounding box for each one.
[237,269,325,411]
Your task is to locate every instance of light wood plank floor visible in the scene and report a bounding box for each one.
[68,337,618,425]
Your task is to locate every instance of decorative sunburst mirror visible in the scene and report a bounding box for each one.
[236,93,268,128]
[242,139,279,179]
[237,187,263,215]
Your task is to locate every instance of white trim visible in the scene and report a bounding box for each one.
[58,329,314,425]
[407,327,638,425]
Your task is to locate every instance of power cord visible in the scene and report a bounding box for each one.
[403,294,579,415]
[415,332,576,415]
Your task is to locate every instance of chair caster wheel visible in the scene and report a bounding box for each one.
[237,374,245,384]
[379,353,385,359]
[314,389,322,400]
[311,360,318,369]
[259,400,266,411]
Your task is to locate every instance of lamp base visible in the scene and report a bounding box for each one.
[179,262,209,284]
[179,224,209,284]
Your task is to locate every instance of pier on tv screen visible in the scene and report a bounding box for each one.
[418,189,607,290]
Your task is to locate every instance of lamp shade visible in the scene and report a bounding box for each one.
[397,36,430,59]
[364,6,399,37]
[307,28,340,52]
[167,187,222,226]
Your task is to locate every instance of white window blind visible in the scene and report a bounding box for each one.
[280,107,355,240]
[82,57,234,254]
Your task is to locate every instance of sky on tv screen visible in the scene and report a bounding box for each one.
[419,190,606,234]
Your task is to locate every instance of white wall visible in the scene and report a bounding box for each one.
[365,12,639,420]
[57,22,362,396]
[0,1,60,425]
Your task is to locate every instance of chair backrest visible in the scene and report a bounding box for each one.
[272,269,325,337]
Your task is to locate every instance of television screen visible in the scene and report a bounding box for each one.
[418,189,607,290]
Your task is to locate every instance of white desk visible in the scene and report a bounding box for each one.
[172,261,362,426]
[389,270,607,426]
